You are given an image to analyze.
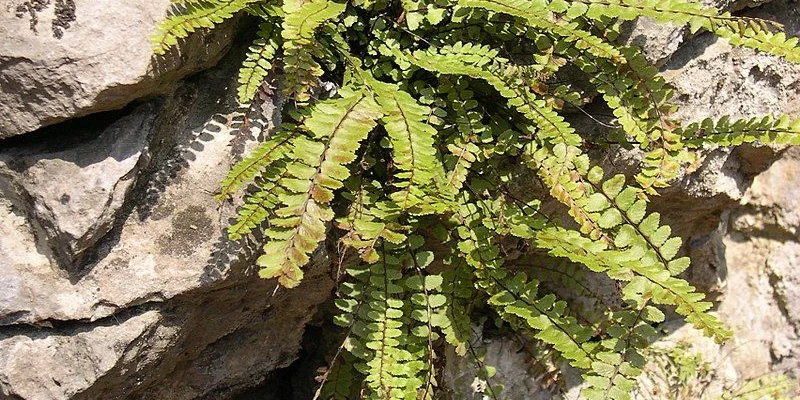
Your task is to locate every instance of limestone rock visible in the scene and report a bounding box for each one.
[621,18,685,66]
[739,147,800,236]
[621,0,797,66]
[0,104,155,269]
[0,46,335,399]
[442,327,566,400]
[767,241,800,331]
[0,311,162,400]
[0,0,238,138]
[663,37,800,124]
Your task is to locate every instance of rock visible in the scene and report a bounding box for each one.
[0,0,239,138]
[0,311,162,400]
[621,0,798,66]
[0,44,335,399]
[738,147,800,237]
[442,327,567,400]
[0,104,155,270]
[621,18,685,66]
[767,241,800,330]
[685,217,728,297]
[662,36,800,123]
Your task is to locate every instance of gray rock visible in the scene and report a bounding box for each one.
[621,0,797,66]
[622,18,685,66]
[0,104,155,269]
[0,311,162,400]
[662,35,800,123]
[0,0,238,138]
[442,326,568,400]
[767,241,800,330]
[0,46,334,399]
[738,147,800,237]
[686,217,728,298]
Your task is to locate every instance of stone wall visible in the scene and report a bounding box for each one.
[1,0,799,399]
[1,4,335,399]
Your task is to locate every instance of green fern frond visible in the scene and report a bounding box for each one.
[682,115,800,147]
[554,0,800,62]
[371,79,444,210]
[217,125,295,200]
[227,160,290,240]
[237,22,281,103]
[151,0,258,54]
[281,0,346,102]
[256,87,382,287]
[337,245,434,399]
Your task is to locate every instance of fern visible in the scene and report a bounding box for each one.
[237,22,281,103]
[151,0,258,54]
[152,0,800,397]
[257,87,382,287]
[281,0,346,102]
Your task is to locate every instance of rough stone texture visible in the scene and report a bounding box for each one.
[442,328,571,400]
[663,37,800,123]
[0,0,238,138]
[0,311,162,399]
[738,147,800,237]
[621,0,797,66]
[721,147,800,373]
[0,104,155,270]
[0,45,336,399]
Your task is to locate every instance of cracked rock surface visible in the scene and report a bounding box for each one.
[0,104,155,270]
[0,0,238,138]
[0,39,335,399]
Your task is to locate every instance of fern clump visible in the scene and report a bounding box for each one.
[153,0,800,398]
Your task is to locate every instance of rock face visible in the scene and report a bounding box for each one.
[0,0,238,138]
[0,39,335,399]
[0,104,155,271]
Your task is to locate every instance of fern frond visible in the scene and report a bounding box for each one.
[256,87,382,287]
[227,159,290,240]
[572,47,685,194]
[406,244,446,399]
[281,0,346,102]
[459,0,624,62]
[217,125,295,200]
[338,246,432,399]
[681,115,800,147]
[151,0,258,54]
[455,196,598,368]
[237,22,281,104]
[439,260,475,356]
[409,44,583,149]
[439,81,486,195]
[570,0,800,62]
[371,79,444,210]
